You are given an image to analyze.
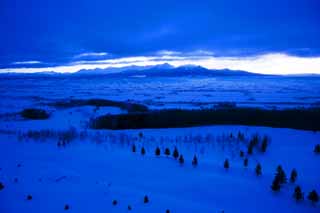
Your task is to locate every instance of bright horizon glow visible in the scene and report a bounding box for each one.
[1,53,320,75]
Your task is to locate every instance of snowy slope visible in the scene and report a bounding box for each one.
[1,125,319,213]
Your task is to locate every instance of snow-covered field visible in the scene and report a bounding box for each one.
[1,75,320,213]
[1,75,320,113]
[1,125,320,213]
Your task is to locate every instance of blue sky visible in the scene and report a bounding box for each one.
[1,0,320,74]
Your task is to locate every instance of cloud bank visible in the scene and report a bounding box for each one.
[1,52,320,75]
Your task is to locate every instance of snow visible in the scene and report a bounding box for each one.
[1,76,320,112]
[1,124,320,213]
[1,75,320,213]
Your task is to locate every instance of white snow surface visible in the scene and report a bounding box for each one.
[0,124,320,213]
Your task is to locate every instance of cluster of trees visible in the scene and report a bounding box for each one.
[20,108,49,120]
[223,158,262,176]
[270,165,319,204]
[247,134,269,155]
[132,144,194,166]
[112,195,151,211]
[90,107,320,131]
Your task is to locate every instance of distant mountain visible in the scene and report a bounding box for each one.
[73,63,260,77]
[75,63,174,75]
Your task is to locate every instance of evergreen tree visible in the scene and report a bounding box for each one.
[166,209,171,213]
[261,136,269,152]
[224,159,229,169]
[237,131,245,141]
[179,155,184,165]
[239,150,244,158]
[314,144,320,154]
[112,200,118,206]
[139,132,143,139]
[128,205,132,211]
[173,147,179,159]
[293,186,304,201]
[132,144,136,153]
[155,147,160,156]
[165,148,171,156]
[141,147,146,155]
[255,163,262,176]
[271,176,281,191]
[27,195,33,200]
[192,155,198,167]
[144,195,149,203]
[244,158,248,168]
[307,190,319,204]
[290,169,298,183]
[64,204,70,210]
[276,165,287,184]
[0,182,4,191]
[247,144,253,155]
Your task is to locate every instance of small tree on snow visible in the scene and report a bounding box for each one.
[132,144,136,153]
[143,195,149,203]
[173,147,179,159]
[155,147,160,156]
[293,186,304,202]
[255,163,262,176]
[164,148,171,156]
[307,190,319,204]
[192,155,198,167]
[239,150,244,158]
[261,136,269,152]
[247,144,253,155]
[276,165,287,184]
[141,147,146,155]
[179,155,184,165]
[290,169,298,183]
[224,159,229,170]
[243,158,248,168]
[314,144,320,154]
[271,176,281,191]
[0,182,4,191]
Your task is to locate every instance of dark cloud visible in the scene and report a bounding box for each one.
[1,0,320,68]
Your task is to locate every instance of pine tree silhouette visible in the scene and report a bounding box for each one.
[255,163,262,176]
[276,165,287,184]
[141,147,146,155]
[112,200,118,206]
[64,204,70,210]
[293,186,304,201]
[247,145,253,155]
[132,144,136,153]
[290,169,298,183]
[307,190,319,204]
[179,155,184,165]
[165,148,171,156]
[244,158,248,168]
[173,147,179,159]
[240,150,244,158]
[144,195,149,203]
[314,144,320,154]
[261,136,269,152]
[271,176,281,191]
[224,159,229,169]
[192,155,198,167]
[155,147,161,156]
[0,182,4,191]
